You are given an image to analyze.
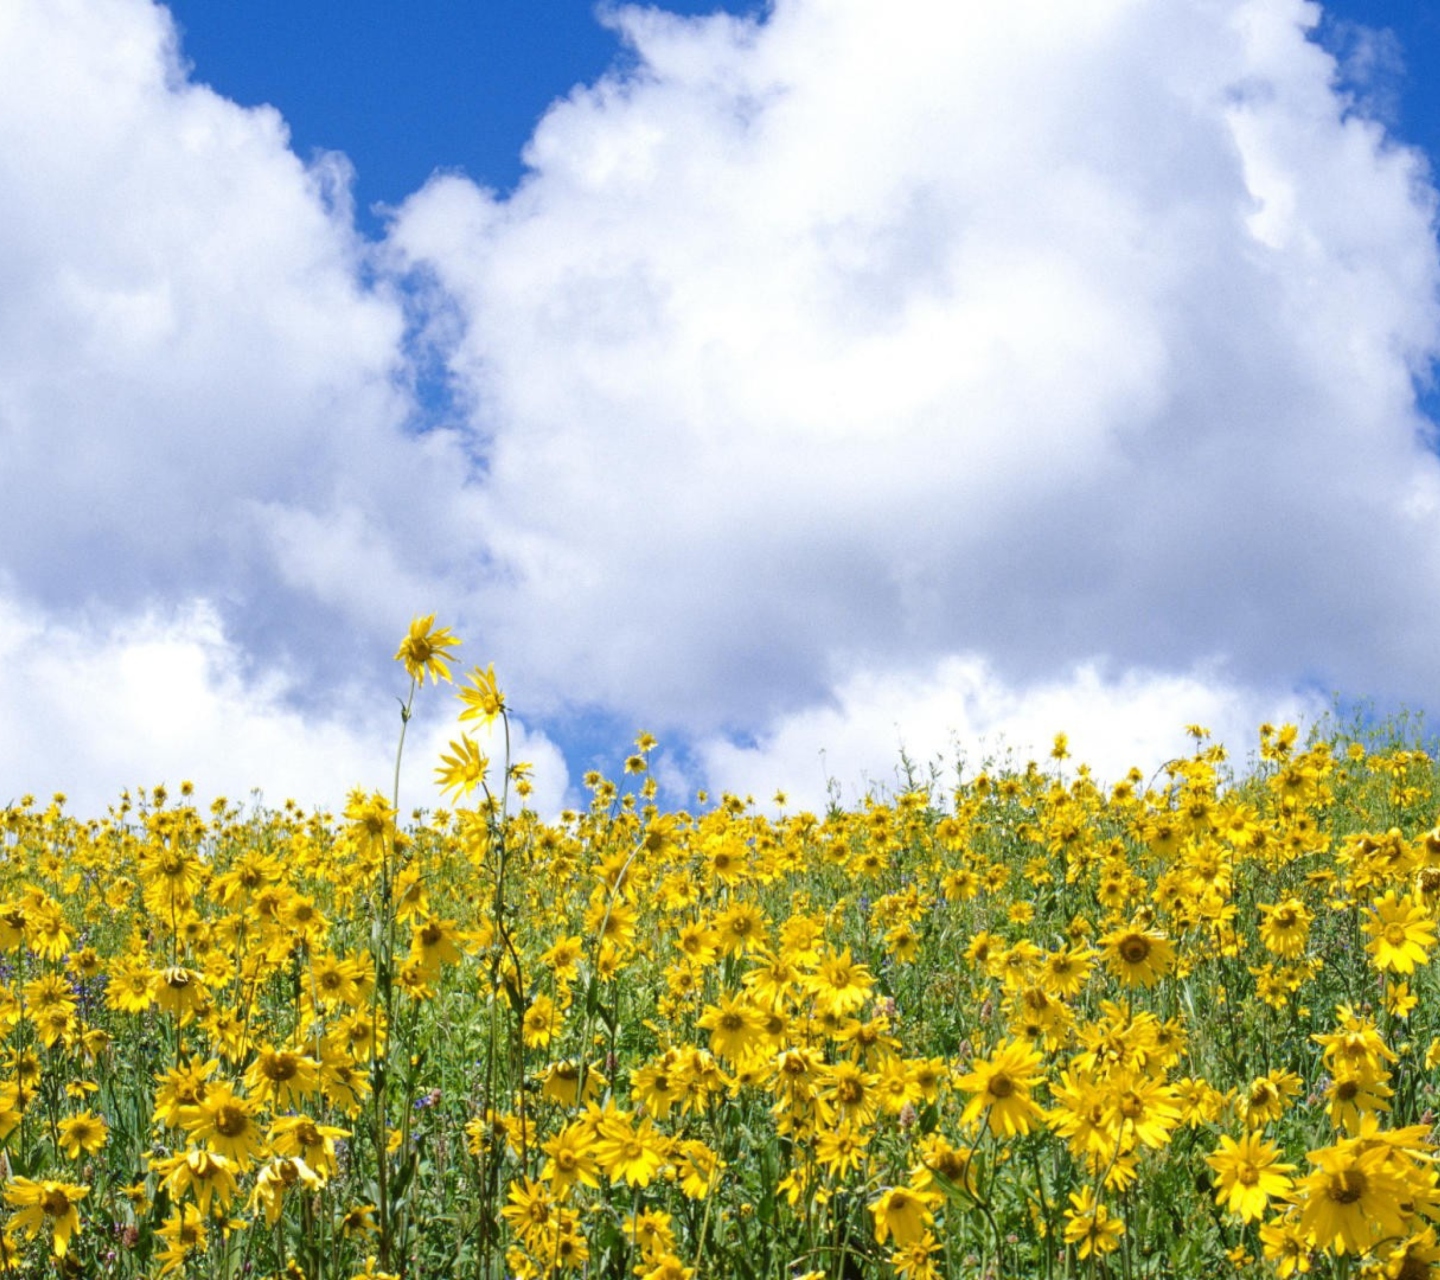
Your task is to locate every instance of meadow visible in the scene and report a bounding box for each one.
[1,616,1438,1279]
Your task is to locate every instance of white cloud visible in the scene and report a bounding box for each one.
[0,0,475,668]
[392,0,1440,749]
[0,0,518,814]
[0,591,569,818]
[694,656,1326,811]
[3,0,1440,814]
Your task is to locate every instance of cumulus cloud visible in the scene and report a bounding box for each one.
[694,656,1327,811]
[0,0,477,674]
[391,0,1440,759]
[0,593,568,817]
[0,0,506,809]
[4,0,1440,813]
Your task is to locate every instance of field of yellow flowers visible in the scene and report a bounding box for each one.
[2,618,1439,1279]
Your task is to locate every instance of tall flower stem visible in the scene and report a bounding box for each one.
[375,675,417,1274]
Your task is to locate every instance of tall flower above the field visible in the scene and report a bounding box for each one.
[955,1038,1046,1136]
[3,1178,88,1257]
[394,615,460,685]
[1206,1132,1295,1222]
[458,664,506,727]
[436,736,489,801]
[1362,891,1436,974]
[1100,925,1175,988]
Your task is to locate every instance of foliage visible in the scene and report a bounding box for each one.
[1,626,1440,1279]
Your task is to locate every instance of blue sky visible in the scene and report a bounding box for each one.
[158,0,1440,434]
[1321,1,1440,139]
[166,1,765,234]
[167,1,1440,232]
[5,0,1440,814]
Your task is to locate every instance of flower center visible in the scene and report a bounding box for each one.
[215,1105,249,1138]
[1119,937,1151,965]
[264,1055,298,1082]
[40,1188,70,1217]
[988,1073,1016,1100]
[935,1153,967,1180]
[1328,1170,1367,1205]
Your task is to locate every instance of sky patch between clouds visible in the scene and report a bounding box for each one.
[1,0,1438,812]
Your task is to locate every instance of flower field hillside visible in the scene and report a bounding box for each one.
[3,621,1440,1279]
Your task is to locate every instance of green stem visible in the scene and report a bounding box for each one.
[376,675,417,1275]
